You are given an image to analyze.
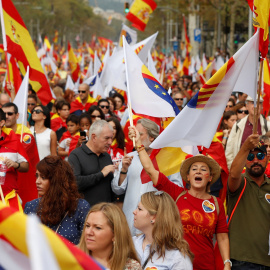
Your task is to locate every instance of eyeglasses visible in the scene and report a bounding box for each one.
[226,105,233,108]
[91,115,101,119]
[247,152,265,161]
[174,98,184,101]
[78,90,86,93]
[5,112,15,116]
[237,109,249,114]
[28,103,36,106]
[100,105,109,109]
[32,109,44,114]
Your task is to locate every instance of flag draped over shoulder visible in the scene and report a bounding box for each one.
[68,42,81,83]
[0,202,105,270]
[126,0,157,31]
[150,32,259,149]
[1,0,53,105]
[123,38,179,117]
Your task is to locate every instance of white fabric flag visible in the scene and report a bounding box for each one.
[119,24,137,47]
[13,66,29,127]
[27,215,60,270]
[150,31,259,149]
[65,75,75,91]
[147,50,159,81]
[123,37,179,117]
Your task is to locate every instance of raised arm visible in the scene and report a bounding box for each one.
[128,126,159,185]
[228,134,259,193]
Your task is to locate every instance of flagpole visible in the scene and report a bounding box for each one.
[123,36,135,147]
[253,58,263,134]
[0,0,10,83]
[21,66,29,142]
[0,185,5,204]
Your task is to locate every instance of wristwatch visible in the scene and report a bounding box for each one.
[224,259,232,267]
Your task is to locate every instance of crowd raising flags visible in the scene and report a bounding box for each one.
[0,0,269,268]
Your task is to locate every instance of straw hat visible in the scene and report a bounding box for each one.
[180,154,221,184]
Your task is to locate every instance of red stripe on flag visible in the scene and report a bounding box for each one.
[198,90,215,96]
[142,73,160,84]
[126,13,146,31]
[0,206,17,223]
[201,83,219,89]
[142,0,157,10]
[226,57,235,72]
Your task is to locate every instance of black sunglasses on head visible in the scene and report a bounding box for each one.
[32,109,44,114]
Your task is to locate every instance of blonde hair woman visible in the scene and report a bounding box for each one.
[78,203,142,270]
[133,191,193,269]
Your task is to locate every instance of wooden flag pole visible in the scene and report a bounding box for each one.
[253,59,264,134]
[0,185,6,204]
[128,104,136,148]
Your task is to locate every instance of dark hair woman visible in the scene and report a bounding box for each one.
[24,156,90,245]
[88,105,105,123]
[29,105,57,160]
[106,117,125,161]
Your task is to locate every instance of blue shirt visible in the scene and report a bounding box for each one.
[133,234,193,270]
[24,198,90,245]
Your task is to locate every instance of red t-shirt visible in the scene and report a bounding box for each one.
[155,172,228,270]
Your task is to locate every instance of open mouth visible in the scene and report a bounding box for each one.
[195,176,202,181]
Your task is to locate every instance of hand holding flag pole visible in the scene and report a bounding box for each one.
[0,0,10,83]
[123,35,135,147]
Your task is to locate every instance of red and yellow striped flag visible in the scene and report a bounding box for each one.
[126,0,157,31]
[1,0,53,105]
[68,41,81,83]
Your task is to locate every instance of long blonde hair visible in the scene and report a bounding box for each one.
[78,203,140,270]
[141,192,194,262]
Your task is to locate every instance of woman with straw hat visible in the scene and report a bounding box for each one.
[128,126,231,270]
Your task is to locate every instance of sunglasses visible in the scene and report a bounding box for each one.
[226,105,233,108]
[32,109,44,114]
[237,109,249,114]
[91,115,101,119]
[174,98,184,101]
[78,90,86,93]
[100,105,109,109]
[247,152,265,161]
[5,112,15,116]
[28,103,36,106]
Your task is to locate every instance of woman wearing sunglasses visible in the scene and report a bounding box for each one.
[98,99,115,119]
[88,105,105,123]
[128,126,230,270]
[30,105,57,160]
[133,191,193,269]
[232,102,248,121]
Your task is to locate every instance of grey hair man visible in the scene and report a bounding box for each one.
[111,118,182,235]
[69,120,116,206]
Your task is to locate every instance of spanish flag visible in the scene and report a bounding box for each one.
[1,0,53,105]
[263,58,270,117]
[68,41,81,83]
[0,202,105,270]
[126,0,157,31]
[52,30,59,44]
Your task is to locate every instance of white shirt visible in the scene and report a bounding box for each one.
[111,151,183,235]
[133,234,193,270]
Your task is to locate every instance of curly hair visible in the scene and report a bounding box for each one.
[78,203,140,270]
[141,192,194,262]
[36,155,81,226]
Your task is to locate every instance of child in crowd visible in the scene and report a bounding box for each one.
[76,113,92,146]
[58,115,80,160]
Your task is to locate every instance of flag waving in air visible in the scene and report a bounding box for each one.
[123,37,179,117]
[68,41,81,83]
[126,0,157,31]
[150,31,259,149]
[0,0,53,105]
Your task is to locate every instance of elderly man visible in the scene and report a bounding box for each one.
[69,120,116,205]
[2,102,39,206]
[228,134,270,269]
[70,83,96,116]
[111,118,182,235]
[172,91,184,111]
[225,96,270,168]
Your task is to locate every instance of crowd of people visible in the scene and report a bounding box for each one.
[0,64,269,270]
